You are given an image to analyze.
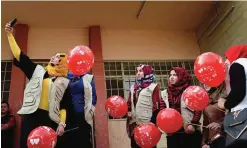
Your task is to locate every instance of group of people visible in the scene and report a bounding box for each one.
[126,45,247,148]
[126,64,202,148]
[3,21,97,148]
[2,19,247,148]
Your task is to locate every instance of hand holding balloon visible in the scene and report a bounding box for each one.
[184,124,195,133]
[56,125,65,136]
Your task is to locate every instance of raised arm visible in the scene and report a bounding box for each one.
[5,22,21,61]
[5,22,37,79]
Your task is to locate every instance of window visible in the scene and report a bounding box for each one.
[104,60,200,119]
[1,60,50,101]
[1,61,13,102]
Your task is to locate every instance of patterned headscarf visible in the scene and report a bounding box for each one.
[134,64,155,92]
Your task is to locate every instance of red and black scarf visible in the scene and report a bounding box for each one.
[168,67,191,111]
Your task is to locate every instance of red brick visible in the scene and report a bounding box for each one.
[89,26,109,148]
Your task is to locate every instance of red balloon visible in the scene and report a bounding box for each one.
[105,95,128,118]
[67,45,94,75]
[27,126,57,148]
[156,108,183,133]
[134,123,161,148]
[182,86,209,111]
[194,52,226,87]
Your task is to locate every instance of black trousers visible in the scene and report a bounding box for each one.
[209,136,225,148]
[167,130,202,148]
[1,129,14,148]
[225,140,247,148]
[65,112,93,148]
[20,109,62,148]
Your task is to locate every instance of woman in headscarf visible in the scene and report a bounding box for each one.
[5,20,71,148]
[160,67,202,148]
[126,64,161,148]
[64,71,97,148]
[218,45,247,110]
[217,45,247,148]
[201,83,227,148]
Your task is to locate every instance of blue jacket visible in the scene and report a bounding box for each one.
[67,71,97,113]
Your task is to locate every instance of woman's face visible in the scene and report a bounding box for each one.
[136,67,144,80]
[169,70,178,84]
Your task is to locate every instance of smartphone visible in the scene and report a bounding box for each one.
[10,18,17,27]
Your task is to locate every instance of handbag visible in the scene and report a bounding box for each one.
[224,108,247,147]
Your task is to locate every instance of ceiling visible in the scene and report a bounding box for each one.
[1,1,214,30]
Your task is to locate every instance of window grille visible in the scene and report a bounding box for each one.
[104,60,200,119]
[1,61,13,102]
